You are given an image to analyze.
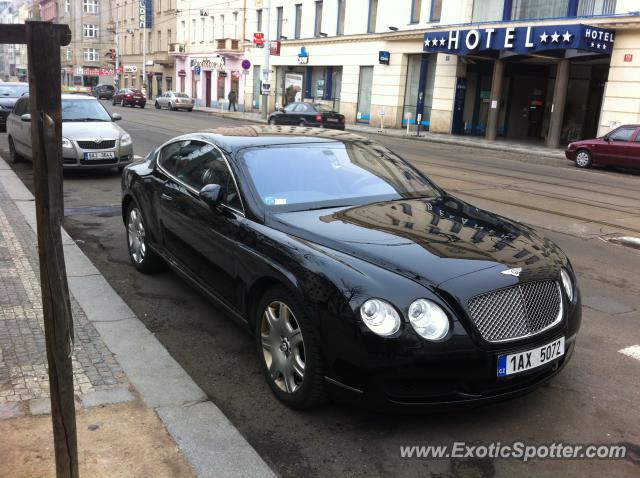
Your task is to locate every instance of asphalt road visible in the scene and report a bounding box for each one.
[5,102,640,477]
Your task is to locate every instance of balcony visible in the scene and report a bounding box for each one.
[168,42,186,56]
[215,38,242,53]
[151,50,172,66]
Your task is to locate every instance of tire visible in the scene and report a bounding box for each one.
[140,104,145,109]
[120,99,125,107]
[170,102,176,111]
[255,286,327,409]
[268,117,277,126]
[117,166,125,173]
[8,136,23,164]
[298,120,306,127]
[112,98,116,106]
[125,202,164,273]
[575,149,592,168]
[155,101,160,109]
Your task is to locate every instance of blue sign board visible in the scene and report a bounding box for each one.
[379,51,390,65]
[139,0,153,28]
[423,24,614,56]
[194,65,201,75]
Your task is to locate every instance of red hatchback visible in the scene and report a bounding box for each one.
[565,124,640,170]
[112,88,146,108]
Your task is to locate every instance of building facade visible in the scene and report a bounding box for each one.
[242,0,640,147]
[39,0,116,88]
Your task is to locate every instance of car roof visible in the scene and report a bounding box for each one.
[173,125,373,153]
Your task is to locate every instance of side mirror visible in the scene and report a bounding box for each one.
[20,113,31,122]
[603,135,611,142]
[111,113,122,121]
[278,107,285,113]
[199,183,224,210]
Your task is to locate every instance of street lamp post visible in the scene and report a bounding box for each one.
[261,0,271,119]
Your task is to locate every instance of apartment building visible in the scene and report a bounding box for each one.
[241,0,640,147]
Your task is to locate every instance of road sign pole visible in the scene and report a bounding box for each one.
[261,0,272,119]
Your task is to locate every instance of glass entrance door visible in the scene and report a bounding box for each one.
[357,66,373,124]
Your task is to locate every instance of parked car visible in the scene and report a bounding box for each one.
[7,93,133,171]
[565,124,640,169]
[112,88,146,108]
[154,91,195,111]
[121,126,581,410]
[93,84,116,100]
[0,82,28,131]
[268,102,345,130]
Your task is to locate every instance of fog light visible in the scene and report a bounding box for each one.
[360,299,401,337]
[408,299,449,341]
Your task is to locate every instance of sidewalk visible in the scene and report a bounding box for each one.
[0,156,274,477]
[193,106,566,160]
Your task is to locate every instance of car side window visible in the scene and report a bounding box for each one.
[609,127,636,142]
[294,104,308,112]
[12,98,26,115]
[158,140,188,176]
[635,130,640,142]
[284,103,297,113]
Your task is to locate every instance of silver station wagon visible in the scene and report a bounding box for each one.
[7,94,134,171]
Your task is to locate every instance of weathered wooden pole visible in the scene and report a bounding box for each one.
[24,21,78,478]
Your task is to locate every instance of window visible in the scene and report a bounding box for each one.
[430,0,442,21]
[159,140,242,210]
[83,0,99,14]
[83,48,99,61]
[220,15,225,38]
[578,0,617,16]
[12,97,28,116]
[157,30,162,51]
[511,0,569,20]
[210,17,215,41]
[233,12,238,38]
[65,0,69,13]
[294,4,302,39]
[191,18,196,43]
[276,7,283,39]
[83,24,98,38]
[167,29,172,45]
[314,1,323,37]
[410,0,421,23]
[64,47,71,61]
[180,20,186,42]
[284,103,297,113]
[201,17,205,42]
[367,0,378,33]
[472,0,504,22]
[256,9,263,31]
[608,126,636,142]
[337,0,346,35]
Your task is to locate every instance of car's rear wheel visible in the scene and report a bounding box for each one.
[155,101,160,109]
[575,149,592,168]
[8,136,22,164]
[298,120,306,126]
[256,286,326,409]
[126,203,164,273]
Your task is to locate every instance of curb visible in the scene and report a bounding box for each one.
[192,108,565,161]
[0,156,276,478]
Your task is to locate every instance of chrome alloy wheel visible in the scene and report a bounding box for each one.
[576,151,590,167]
[127,208,146,264]
[260,301,306,394]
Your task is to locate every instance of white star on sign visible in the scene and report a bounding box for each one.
[540,32,549,43]
[439,37,446,46]
[424,38,431,47]
[597,43,601,49]
[562,31,572,43]
[590,41,595,47]
[551,32,560,43]
[602,44,607,50]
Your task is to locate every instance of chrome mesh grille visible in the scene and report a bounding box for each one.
[77,140,116,149]
[468,280,562,342]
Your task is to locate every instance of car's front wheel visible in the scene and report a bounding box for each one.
[126,203,164,273]
[8,136,22,164]
[120,99,125,107]
[268,117,277,125]
[575,149,592,168]
[256,286,326,409]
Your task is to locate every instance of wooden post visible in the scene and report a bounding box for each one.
[24,22,78,478]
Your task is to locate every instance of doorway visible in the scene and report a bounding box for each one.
[205,71,212,107]
[357,66,373,124]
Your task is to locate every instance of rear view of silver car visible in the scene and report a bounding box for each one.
[154,91,194,111]
[7,94,133,171]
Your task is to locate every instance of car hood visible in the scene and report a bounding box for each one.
[0,97,20,108]
[62,121,123,140]
[268,196,565,287]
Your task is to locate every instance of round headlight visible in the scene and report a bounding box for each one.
[560,268,574,302]
[408,299,449,341]
[360,299,401,337]
[61,137,72,149]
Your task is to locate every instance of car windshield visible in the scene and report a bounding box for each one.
[0,85,28,97]
[313,104,333,112]
[239,142,440,211]
[175,92,190,98]
[62,99,112,122]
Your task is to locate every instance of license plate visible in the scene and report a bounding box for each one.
[326,118,339,122]
[84,151,115,160]
[497,337,564,377]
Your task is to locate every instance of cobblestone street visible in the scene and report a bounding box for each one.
[0,180,127,414]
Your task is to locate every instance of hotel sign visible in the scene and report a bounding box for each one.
[423,24,614,56]
[139,0,153,28]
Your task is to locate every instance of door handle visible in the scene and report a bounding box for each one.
[161,193,174,201]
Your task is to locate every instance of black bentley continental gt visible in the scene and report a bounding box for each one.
[121,126,581,409]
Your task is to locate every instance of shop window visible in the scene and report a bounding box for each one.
[367,0,378,33]
[337,0,346,35]
[578,0,617,16]
[430,0,442,21]
[314,1,323,37]
[294,4,302,39]
[472,0,504,22]
[511,0,569,20]
[411,0,422,23]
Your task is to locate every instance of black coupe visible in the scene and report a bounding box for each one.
[121,126,581,409]
[268,102,345,130]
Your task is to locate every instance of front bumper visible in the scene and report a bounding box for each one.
[323,297,581,410]
[62,139,134,169]
[0,110,10,127]
[565,149,576,160]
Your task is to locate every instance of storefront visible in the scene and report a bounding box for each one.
[274,65,342,111]
[420,23,615,147]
